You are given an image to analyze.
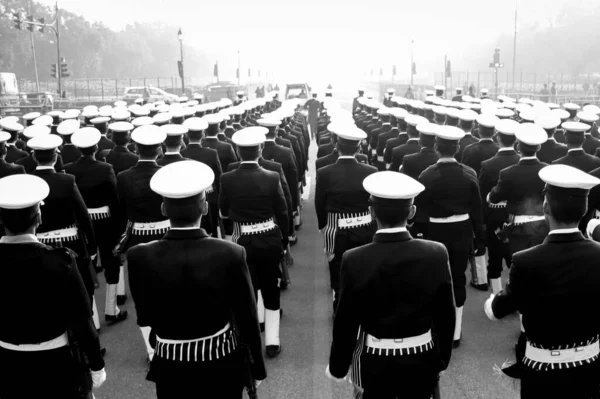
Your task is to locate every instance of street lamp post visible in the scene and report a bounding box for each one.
[410,40,414,86]
[178,28,184,94]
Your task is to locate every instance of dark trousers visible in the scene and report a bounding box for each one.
[205,201,219,237]
[360,354,439,399]
[428,220,473,307]
[152,350,245,399]
[520,364,600,399]
[0,346,84,399]
[92,218,120,284]
[243,244,282,310]
[486,221,513,279]
[509,220,549,255]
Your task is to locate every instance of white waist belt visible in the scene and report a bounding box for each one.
[37,227,78,241]
[430,214,469,223]
[595,210,600,219]
[514,215,545,225]
[366,330,432,349]
[525,341,599,364]
[88,206,111,220]
[240,219,276,234]
[0,332,68,352]
[377,155,384,162]
[338,213,372,229]
[156,323,230,345]
[132,220,171,235]
[371,149,376,156]
[488,201,507,209]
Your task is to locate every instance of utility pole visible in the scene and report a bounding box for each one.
[512,0,518,91]
[410,40,414,86]
[237,50,241,87]
[444,54,447,92]
[177,28,184,94]
[28,0,40,92]
[54,2,62,97]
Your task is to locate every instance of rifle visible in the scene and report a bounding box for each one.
[280,245,292,287]
[243,341,259,399]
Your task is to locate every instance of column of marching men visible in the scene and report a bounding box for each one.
[316,87,600,398]
[0,91,313,398]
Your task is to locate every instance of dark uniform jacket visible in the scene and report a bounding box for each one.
[0,239,104,371]
[102,146,139,175]
[32,168,97,255]
[491,231,600,377]
[554,129,566,144]
[116,161,164,226]
[390,139,421,172]
[315,158,377,230]
[202,136,237,171]
[488,158,548,216]
[384,133,408,165]
[219,162,289,248]
[376,127,399,159]
[127,228,266,381]
[537,139,567,164]
[317,142,334,159]
[456,134,479,162]
[478,149,521,222]
[329,230,455,378]
[98,136,114,153]
[228,159,294,237]
[552,149,600,172]
[16,153,64,173]
[401,147,439,180]
[261,140,299,210]
[583,134,600,155]
[417,161,485,245]
[0,159,25,178]
[4,144,28,164]
[157,153,187,167]
[280,130,304,174]
[315,150,368,170]
[369,123,392,154]
[180,144,222,204]
[60,144,81,165]
[461,139,499,176]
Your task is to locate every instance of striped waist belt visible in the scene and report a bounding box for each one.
[377,155,384,162]
[88,206,111,220]
[488,201,507,209]
[524,340,599,369]
[132,220,171,236]
[0,332,68,352]
[337,212,372,229]
[366,330,433,356]
[36,226,78,243]
[155,323,237,362]
[371,149,377,156]
[206,185,214,195]
[238,219,276,235]
[430,214,469,224]
[514,215,545,225]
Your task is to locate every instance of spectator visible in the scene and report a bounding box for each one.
[404,86,415,99]
[540,84,550,102]
[469,83,476,96]
[551,81,557,102]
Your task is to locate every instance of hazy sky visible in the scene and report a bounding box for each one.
[36,0,593,84]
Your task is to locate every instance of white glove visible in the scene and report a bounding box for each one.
[484,294,498,321]
[255,379,263,388]
[586,218,600,239]
[325,365,345,382]
[91,368,106,389]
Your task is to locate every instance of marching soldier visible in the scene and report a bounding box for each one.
[102,122,139,175]
[56,119,82,164]
[157,125,188,166]
[383,88,395,107]
[65,127,128,325]
[480,89,490,99]
[91,116,115,155]
[181,118,222,238]
[375,108,405,167]
[488,123,549,255]
[0,120,28,164]
[202,114,238,171]
[316,127,369,170]
[315,125,377,313]
[220,127,289,358]
[485,165,600,399]
[352,88,365,114]
[478,119,521,294]
[0,132,24,178]
[550,108,570,144]
[16,125,65,173]
[434,85,446,98]
[416,125,485,348]
[552,122,600,172]
[461,114,500,176]
[456,110,479,161]
[370,108,392,170]
[563,102,580,122]
[390,115,426,172]
[383,112,413,170]
[0,174,106,399]
[326,171,455,398]
[535,115,567,164]
[400,122,439,179]
[117,125,168,362]
[452,87,464,102]
[128,160,266,398]
[578,111,600,155]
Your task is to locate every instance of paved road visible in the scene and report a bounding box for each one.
[93,140,521,399]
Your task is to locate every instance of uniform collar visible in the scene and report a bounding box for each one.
[548,227,580,235]
[520,156,537,160]
[568,148,584,153]
[163,228,209,240]
[164,152,182,156]
[35,166,55,170]
[241,161,259,164]
[498,147,515,153]
[407,138,419,143]
[337,156,355,159]
[546,137,556,142]
[0,234,39,244]
[437,157,458,164]
[479,138,494,142]
[377,227,407,234]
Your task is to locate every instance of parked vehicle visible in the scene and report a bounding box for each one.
[0,73,53,116]
[122,86,179,104]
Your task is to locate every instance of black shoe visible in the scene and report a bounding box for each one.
[260,322,265,332]
[100,347,107,357]
[266,345,281,358]
[295,221,303,230]
[95,266,104,274]
[117,294,127,306]
[280,308,283,318]
[280,281,288,290]
[290,236,298,246]
[453,337,461,349]
[105,310,128,325]
[470,281,489,292]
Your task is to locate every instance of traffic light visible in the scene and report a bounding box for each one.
[51,64,57,78]
[446,60,452,78]
[26,15,35,32]
[412,62,417,75]
[493,48,500,64]
[392,65,397,76]
[12,11,23,30]
[60,59,70,78]
[38,17,45,33]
